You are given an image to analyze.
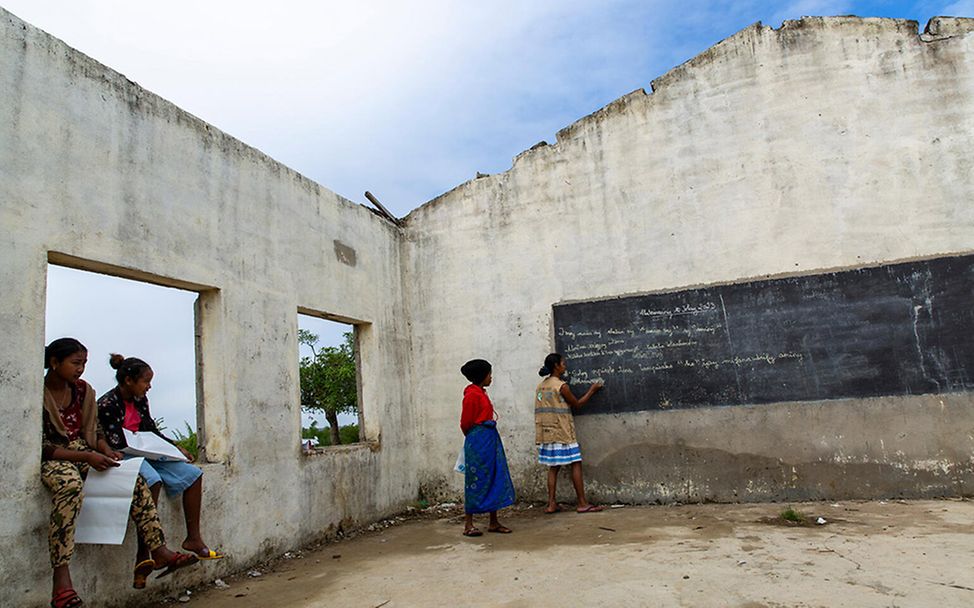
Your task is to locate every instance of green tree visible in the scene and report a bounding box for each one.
[298,329,358,446]
[301,420,331,447]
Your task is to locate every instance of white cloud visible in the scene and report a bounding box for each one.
[942,1,974,16]
[2,1,749,211]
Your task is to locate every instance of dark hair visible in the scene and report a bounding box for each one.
[539,353,563,377]
[109,353,152,384]
[460,359,492,384]
[45,338,87,368]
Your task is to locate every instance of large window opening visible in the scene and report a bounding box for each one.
[297,312,362,451]
[45,262,202,458]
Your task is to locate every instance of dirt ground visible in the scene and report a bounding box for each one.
[150,499,974,608]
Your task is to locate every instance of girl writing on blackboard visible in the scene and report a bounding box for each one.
[536,353,603,513]
[41,338,198,608]
[459,359,515,536]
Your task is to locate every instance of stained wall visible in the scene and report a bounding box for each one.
[404,17,974,503]
[0,8,416,606]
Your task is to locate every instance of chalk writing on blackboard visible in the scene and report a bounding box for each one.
[553,254,974,414]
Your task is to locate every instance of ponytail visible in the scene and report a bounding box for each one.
[109,353,151,384]
[539,353,563,377]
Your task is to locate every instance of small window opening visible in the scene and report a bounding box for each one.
[297,313,361,451]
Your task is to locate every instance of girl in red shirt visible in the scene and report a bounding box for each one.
[459,359,515,536]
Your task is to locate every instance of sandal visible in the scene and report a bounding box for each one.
[182,542,226,561]
[576,504,604,513]
[462,527,483,537]
[155,552,200,578]
[544,505,563,515]
[183,547,226,561]
[487,525,512,534]
[200,549,225,560]
[133,559,155,589]
[51,588,83,608]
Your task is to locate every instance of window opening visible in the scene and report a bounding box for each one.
[45,263,201,457]
[297,313,361,451]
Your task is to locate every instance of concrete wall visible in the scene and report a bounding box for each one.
[404,17,974,503]
[0,8,417,607]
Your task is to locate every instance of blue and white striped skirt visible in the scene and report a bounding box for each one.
[538,442,582,466]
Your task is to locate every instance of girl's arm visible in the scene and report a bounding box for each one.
[93,416,124,459]
[559,381,604,411]
[141,400,180,446]
[47,446,120,471]
[150,426,178,445]
[95,437,124,460]
[138,402,190,458]
[459,394,476,435]
[460,389,491,435]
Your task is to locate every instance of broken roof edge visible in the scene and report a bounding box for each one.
[402,15,974,225]
[1,6,398,233]
[922,16,974,40]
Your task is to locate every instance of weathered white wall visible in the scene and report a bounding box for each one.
[0,8,417,607]
[404,17,974,502]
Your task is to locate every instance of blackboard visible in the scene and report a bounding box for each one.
[552,254,974,414]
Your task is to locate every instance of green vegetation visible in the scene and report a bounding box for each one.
[153,417,199,460]
[298,329,359,446]
[339,424,360,445]
[781,507,805,523]
[302,421,360,447]
[171,422,199,460]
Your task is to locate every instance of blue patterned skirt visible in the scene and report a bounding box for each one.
[464,421,516,514]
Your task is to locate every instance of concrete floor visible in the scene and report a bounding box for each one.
[151,499,974,608]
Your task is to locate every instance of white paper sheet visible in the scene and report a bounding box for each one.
[122,429,188,462]
[75,457,144,545]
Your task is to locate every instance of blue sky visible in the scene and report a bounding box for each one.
[8,0,969,433]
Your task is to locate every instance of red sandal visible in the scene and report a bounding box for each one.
[155,552,200,578]
[51,588,84,608]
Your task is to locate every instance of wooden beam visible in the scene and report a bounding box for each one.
[364,191,402,227]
